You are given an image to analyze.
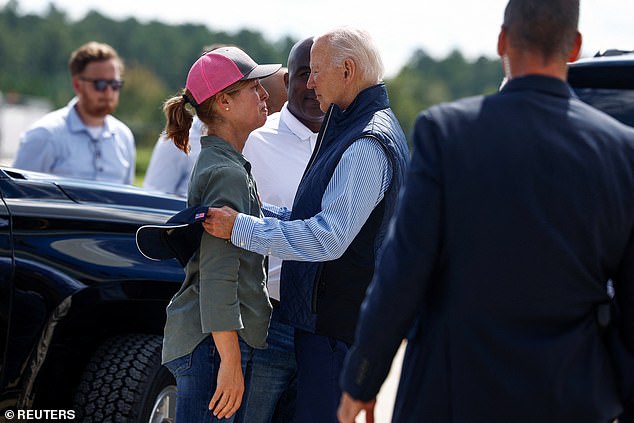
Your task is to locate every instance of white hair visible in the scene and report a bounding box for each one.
[316,26,384,84]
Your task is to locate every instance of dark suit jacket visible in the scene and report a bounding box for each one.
[340,75,634,422]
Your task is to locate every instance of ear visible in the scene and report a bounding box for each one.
[216,92,231,109]
[568,31,582,63]
[71,77,81,94]
[497,25,507,57]
[284,72,289,90]
[342,58,355,82]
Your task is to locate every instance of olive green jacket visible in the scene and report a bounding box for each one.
[162,135,271,364]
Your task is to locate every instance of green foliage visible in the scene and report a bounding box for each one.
[134,145,154,187]
[0,2,295,152]
[0,1,504,177]
[115,64,169,148]
[386,49,503,141]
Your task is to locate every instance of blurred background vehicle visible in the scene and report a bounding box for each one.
[568,49,634,128]
[0,93,50,166]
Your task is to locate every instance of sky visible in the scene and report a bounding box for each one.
[5,0,633,77]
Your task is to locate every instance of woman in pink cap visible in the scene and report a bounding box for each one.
[160,47,280,422]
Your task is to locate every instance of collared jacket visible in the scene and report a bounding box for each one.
[162,135,271,364]
[279,83,409,344]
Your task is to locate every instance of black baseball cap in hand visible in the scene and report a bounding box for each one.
[136,205,208,267]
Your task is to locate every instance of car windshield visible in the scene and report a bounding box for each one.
[573,87,634,128]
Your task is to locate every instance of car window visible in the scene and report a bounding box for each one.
[573,87,634,128]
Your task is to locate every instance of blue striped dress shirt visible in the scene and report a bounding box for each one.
[232,137,392,261]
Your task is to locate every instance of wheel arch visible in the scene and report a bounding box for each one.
[25,279,178,410]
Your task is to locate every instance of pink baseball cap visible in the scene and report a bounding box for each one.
[185,46,281,105]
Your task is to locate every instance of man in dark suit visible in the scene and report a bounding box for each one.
[338,0,634,422]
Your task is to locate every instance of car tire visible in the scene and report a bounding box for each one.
[73,334,176,423]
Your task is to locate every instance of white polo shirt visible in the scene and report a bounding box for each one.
[242,103,318,300]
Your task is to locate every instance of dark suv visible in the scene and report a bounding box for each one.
[0,169,186,422]
[568,49,634,128]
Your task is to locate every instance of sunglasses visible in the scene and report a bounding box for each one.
[78,77,124,92]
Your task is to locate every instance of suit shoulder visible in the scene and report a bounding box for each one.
[570,97,634,141]
[422,95,486,121]
[416,95,486,131]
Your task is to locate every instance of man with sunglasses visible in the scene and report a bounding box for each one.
[13,41,135,185]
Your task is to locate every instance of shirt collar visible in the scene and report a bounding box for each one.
[279,103,319,141]
[500,75,575,99]
[66,96,114,136]
[201,135,251,172]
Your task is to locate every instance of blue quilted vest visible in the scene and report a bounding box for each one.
[279,83,409,343]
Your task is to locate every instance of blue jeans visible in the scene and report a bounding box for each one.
[164,335,254,423]
[294,329,350,423]
[240,309,297,423]
[164,313,297,423]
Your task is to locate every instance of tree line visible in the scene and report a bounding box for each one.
[0,0,503,148]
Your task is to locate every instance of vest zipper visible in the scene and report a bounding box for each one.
[301,104,334,179]
[311,264,324,313]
